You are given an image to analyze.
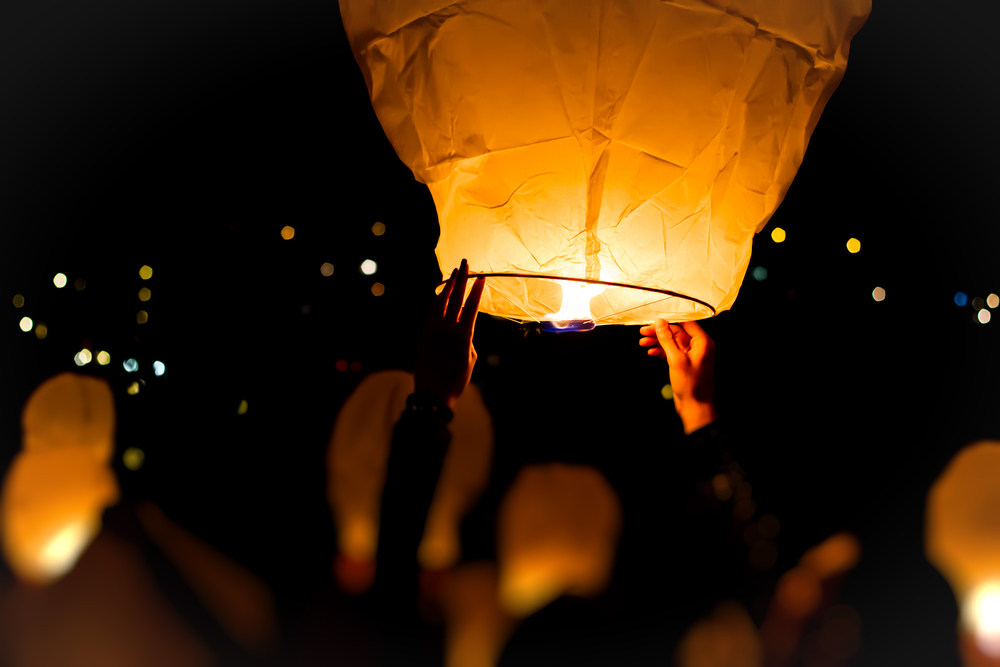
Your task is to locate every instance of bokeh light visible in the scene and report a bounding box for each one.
[52,273,67,288]
[966,580,1000,657]
[73,350,92,366]
[138,287,151,301]
[846,238,861,253]
[372,222,386,236]
[34,323,47,340]
[136,310,148,324]
[127,382,140,395]
[371,282,385,296]
[771,227,786,243]
[979,309,991,324]
[153,361,166,376]
[237,399,248,415]
[74,278,86,291]
[336,359,349,372]
[12,294,24,308]
[973,297,985,311]
[122,447,145,471]
[18,317,33,332]
[350,361,363,373]
[361,260,377,275]
[486,354,501,367]
[956,292,969,307]
[281,226,295,240]
[872,287,885,302]
[320,262,334,277]
[752,266,767,281]
[96,351,110,365]
[989,294,999,309]
[139,265,153,280]
[123,358,138,373]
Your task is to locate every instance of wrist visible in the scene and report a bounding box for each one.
[676,400,717,435]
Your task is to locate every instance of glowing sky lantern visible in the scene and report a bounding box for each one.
[327,371,493,590]
[1,373,120,585]
[927,442,1000,660]
[340,0,870,329]
[496,463,621,617]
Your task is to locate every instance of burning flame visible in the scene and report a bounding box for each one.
[965,580,1000,657]
[544,280,607,324]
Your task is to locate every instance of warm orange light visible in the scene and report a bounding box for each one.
[371,282,385,296]
[280,226,295,240]
[846,238,861,253]
[771,228,787,243]
[22,373,116,464]
[341,0,869,325]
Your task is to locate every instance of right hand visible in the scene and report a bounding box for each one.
[639,319,717,434]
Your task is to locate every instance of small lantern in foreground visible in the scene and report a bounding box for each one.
[21,372,116,463]
[927,442,1000,661]
[341,0,870,328]
[496,463,621,617]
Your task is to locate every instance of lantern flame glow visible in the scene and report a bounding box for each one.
[965,580,1000,657]
[37,520,94,580]
[542,281,607,331]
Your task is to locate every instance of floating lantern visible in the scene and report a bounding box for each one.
[441,563,516,667]
[21,372,116,464]
[340,0,870,328]
[496,463,621,617]
[327,371,493,590]
[927,442,1000,660]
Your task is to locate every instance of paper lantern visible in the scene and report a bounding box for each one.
[340,0,870,328]
[677,601,762,667]
[21,372,116,463]
[496,463,621,617]
[441,562,516,667]
[927,442,1000,658]
[1,447,119,585]
[327,371,493,580]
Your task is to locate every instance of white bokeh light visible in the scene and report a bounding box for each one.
[360,259,378,275]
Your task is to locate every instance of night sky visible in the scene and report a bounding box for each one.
[1,1,996,665]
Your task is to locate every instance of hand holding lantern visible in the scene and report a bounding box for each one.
[414,259,486,409]
[639,319,716,434]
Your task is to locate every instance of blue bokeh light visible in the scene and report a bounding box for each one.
[153,361,166,377]
[123,358,138,373]
[954,292,968,307]
[753,266,768,281]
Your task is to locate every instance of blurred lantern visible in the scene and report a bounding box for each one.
[340,0,870,329]
[327,371,493,592]
[677,601,763,667]
[441,562,517,667]
[1,373,119,585]
[927,442,1000,661]
[496,463,621,617]
[21,372,116,463]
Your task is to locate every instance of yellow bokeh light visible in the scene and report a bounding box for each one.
[980,309,992,325]
[989,294,999,309]
[73,350,92,367]
[237,400,248,415]
[53,273,67,288]
[136,310,148,324]
[127,381,140,395]
[872,287,885,302]
[96,351,110,365]
[771,227,786,243]
[19,317,33,332]
[846,238,861,253]
[139,265,153,280]
[371,282,385,296]
[660,384,673,400]
[372,222,386,236]
[122,447,145,471]
[138,287,151,301]
[34,323,47,340]
[281,226,295,240]
[74,278,86,291]
[13,294,24,308]
[320,262,334,277]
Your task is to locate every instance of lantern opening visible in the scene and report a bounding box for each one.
[965,580,1000,657]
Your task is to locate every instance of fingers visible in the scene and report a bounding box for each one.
[446,259,469,323]
[654,318,685,367]
[435,268,458,319]
[679,320,714,359]
[460,276,486,337]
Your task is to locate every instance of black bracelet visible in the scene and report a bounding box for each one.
[405,392,454,424]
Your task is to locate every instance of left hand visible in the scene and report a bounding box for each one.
[413,259,486,409]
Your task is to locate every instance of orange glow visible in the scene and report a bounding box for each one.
[320,262,334,276]
[846,238,861,253]
[22,373,116,464]
[496,464,621,617]
[280,226,295,240]
[543,280,607,326]
[799,531,861,578]
[442,563,517,667]
[774,568,822,618]
[677,601,762,667]
[371,282,385,296]
[341,0,869,324]
[334,554,376,596]
[771,228,787,243]
[372,222,385,236]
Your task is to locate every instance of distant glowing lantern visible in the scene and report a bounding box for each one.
[496,463,621,617]
[927,442,1000,659]
[1,447,119,584]
[327,371,493,591]
[341,0,870,329]
[21,372,116,464]
[677,601,763,667]
[441,562,517,667]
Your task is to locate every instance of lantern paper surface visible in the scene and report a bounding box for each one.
[496,463,621,617]
[327,371,493,569]
[340,0,870,324]
[22,372,116,464]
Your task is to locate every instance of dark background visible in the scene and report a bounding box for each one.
[0,1,994,665]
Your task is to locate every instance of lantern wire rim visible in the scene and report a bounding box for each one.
[437,272,717,316]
